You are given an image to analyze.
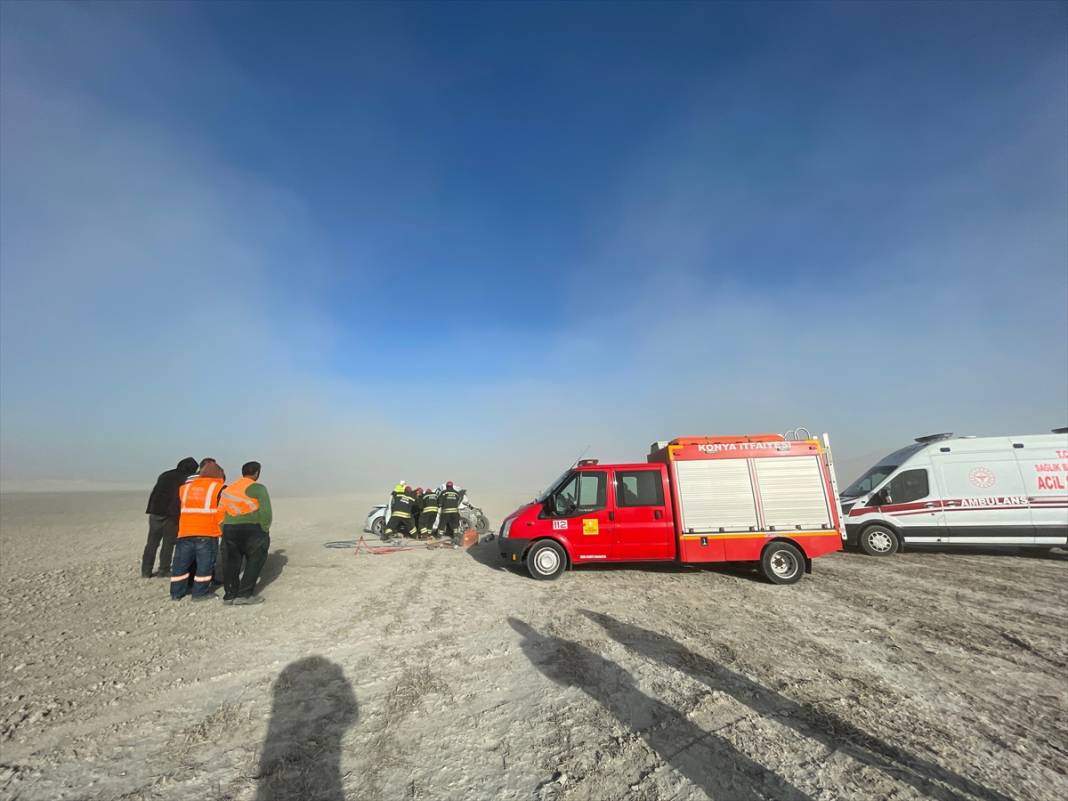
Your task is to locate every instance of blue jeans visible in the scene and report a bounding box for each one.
[170,537,218,599]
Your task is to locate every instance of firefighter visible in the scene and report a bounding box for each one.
[170,461,226,601]
[411,488,425,538]
[384,484,416,540]
[418,486,440,538]
[438,480,464,545]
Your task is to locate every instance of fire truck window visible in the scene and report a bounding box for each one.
[576,472,607,511]
[552,472,606,515]
[884,469,929,504]
[616,471,665,507]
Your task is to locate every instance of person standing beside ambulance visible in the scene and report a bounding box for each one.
[219,461,273,606]
[171,460,226,601]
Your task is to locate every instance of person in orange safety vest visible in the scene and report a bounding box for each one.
[170,460,226,601]
[219,461,273,606]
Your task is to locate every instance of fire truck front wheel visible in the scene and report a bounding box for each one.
[760,542,805,585]
[526,540,566,580]
[858,524,899,556]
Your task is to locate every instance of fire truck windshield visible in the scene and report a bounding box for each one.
[536,470,574,503]
[842,465,899,498]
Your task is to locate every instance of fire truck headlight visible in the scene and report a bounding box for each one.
[501,518,513,539]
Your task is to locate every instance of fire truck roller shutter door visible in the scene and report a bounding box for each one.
[752,456,832,531]
[674,459,758,532]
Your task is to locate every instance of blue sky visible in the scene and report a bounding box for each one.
[1,1,1066,510]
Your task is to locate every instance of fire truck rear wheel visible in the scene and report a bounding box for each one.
[760,542,804,585]
[526,540,566,580]
[859,524,899,556]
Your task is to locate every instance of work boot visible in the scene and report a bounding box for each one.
[191,592,217,602]
[232,595,265,606]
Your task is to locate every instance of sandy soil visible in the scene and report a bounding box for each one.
[1,491,1066,801]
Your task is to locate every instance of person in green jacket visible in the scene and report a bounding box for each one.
[219,461,274,606]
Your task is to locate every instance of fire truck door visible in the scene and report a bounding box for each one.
[611,468,675,560]
[549,470,615,563]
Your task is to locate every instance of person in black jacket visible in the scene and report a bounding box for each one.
[384,485,416,540]
[439,481,465,545]
[141,457,198,578]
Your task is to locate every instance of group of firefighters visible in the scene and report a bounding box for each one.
[141,457,274,605]
[384,481,466,543]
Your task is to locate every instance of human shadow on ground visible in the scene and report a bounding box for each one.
[256,656,358,801]
[508,618,813,801]
[583,610,1015,801]
[258,548,289,591]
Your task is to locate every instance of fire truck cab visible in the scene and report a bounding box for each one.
[498,433,844,584]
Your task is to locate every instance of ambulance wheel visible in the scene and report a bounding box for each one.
[526,540,566,580]
[760,542,804,585]
[859,524,899,556]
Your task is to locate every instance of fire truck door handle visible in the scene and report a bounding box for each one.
[654,510,663,519]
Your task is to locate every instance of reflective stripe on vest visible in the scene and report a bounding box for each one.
[179,480,220,513]
[219,477,260,517]
[178,477,223,537]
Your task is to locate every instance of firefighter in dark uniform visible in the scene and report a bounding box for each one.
[411,488,425,538]
[439,481,464,545]
[418,486,440,538]
[385,485,416,539]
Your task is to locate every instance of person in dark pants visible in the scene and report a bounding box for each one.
[418,487,439,538]
[219,461,273,606]
[411,488,424,538]
[171,461,226,601]
[384,485,415,540]
[438,481,464,545]
[141,457,198,578]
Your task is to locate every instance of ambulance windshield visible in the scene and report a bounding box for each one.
[842,465,898,498]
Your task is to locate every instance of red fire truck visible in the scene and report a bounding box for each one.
[498,433,844,584]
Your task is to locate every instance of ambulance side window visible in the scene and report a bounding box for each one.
[883,469,929,504]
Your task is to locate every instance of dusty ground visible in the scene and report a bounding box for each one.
[1,491,1066,801]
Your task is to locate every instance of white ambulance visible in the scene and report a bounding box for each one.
[840,430,1068,555]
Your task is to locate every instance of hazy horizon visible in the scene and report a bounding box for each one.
[2,2,1066,507]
